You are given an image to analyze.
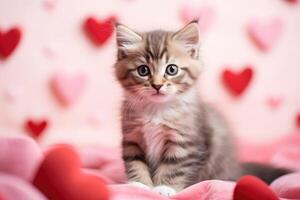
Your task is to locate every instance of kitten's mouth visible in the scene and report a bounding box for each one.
[151,92,165,96]
[149,92,170,103]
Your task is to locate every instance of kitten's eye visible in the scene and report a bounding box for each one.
[137,65,150,76]
[166,64,178,76]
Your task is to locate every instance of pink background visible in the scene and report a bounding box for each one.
[0,0,299,147]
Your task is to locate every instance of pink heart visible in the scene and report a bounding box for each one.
[180,5,215,35]
[42,0,57,11]
[42,46,55,59]
[3,90,17,104]
[247,18,283,51]
[266,97,283,109]
[87,115,102,127]
[50,73,87,106]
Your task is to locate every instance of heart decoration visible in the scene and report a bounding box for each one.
[222,66,254,96]
[266,97,283,110]
[0,27,21,59]
[42,0,57,11]
[180,5,215,34]
[83,16,116,46]
[42,44,57,59]
[247,18,283,51]
[50,73,87,107]
[33,144,110,200]
[233,176,279,200]
[25,119,48,138]
[284,0,298,4]
[296,113,300,128]
[3,90,17,104]
[87,114,102,127]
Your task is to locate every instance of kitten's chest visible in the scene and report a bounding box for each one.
[141,114,177,165]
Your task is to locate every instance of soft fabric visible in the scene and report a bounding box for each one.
[0,173,46,200]
[238,132,300,170]
[0,132,300,200]
[0,193,5,200]
[33,144,110,200]
[108,180,235,200]
[271,173,300,199]
[0,136,43,181]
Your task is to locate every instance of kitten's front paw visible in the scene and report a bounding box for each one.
[153,185,177,196]
[128,181,151,191]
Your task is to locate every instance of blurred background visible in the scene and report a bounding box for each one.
[0,0,299,147]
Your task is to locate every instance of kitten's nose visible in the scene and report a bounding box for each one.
[151,84,163,91]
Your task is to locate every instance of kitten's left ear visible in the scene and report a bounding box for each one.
[172,21,200,58]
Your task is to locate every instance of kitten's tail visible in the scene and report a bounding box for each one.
[240,162,292,184]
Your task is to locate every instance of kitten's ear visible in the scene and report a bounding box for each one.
[172,20,200,45]
[115,23,142,50]
[172,21,200,59]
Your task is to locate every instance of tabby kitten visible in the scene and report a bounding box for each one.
[114,21,288,196]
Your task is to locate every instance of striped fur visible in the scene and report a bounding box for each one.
[114,22,241,192]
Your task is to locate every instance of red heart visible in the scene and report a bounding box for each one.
[24,119,48,138]
[0,27,21,59]
[296,113,300,128]
[234,176,279,200]
[83,16,116,46]
[284,0,298,4]
[33,145,110,200]
[222,67,254,96]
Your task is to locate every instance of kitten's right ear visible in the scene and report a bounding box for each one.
[115,23,142,50]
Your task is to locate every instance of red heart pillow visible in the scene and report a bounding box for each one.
[83,16,116,46]
[222,67,253,96]
[0,27,21,59]
[234,176,279,200]
[33,144,110,200]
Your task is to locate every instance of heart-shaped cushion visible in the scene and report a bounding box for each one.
[33,144,110,200]
[0,27,21,59]
[233,176,279,200]
[83,16,116,46]
[221,67,253,96]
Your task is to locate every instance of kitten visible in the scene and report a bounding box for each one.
[114,21,289,196]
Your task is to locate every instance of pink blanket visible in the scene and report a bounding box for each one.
[0,132,300,200]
